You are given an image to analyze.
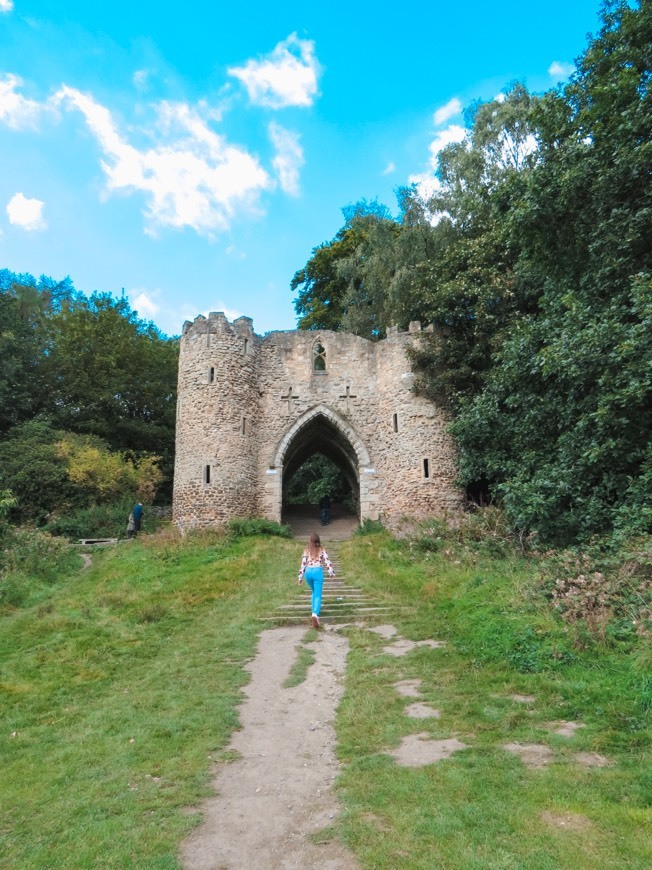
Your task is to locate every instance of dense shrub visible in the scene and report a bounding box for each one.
[355,518,385,536]
[226,517,292,538]
[411,507,521,557]
[539,537,652,645]
[45,498,137,540]
[0,422,163,526]
[0,527,81,609]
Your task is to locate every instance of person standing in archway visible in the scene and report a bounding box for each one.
[319,494,331,526]
[298,533,334,629]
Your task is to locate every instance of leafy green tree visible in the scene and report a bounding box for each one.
[0,284,50,433]
[292,224,363,331]
[0,422,164,525]
[286,454,351,505]
[452,1,652,541]
[396,82,541,405]
[293,200,397,337]
[0,422,79,524]
[56,433,164,504]
[42,293,178,489]
[0,271,80,435]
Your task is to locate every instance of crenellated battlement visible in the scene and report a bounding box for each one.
[181,311,256,338]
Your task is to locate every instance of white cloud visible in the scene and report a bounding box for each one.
[130,290,160,319]
[268,122,303,196]
[382,161,395,175]
[0,74,49,129]
[6,192,47,230]
[54,86,272,236]
[0,0,14,13]
[549,61,575,79]
[407,171,442,202]
[428,124,466,159]
[408,123,467,210]
[228,33,320,109]
[434,97,462,126]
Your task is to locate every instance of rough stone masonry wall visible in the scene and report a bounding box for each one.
[256,328,381,520]
[173,314,463,532]
[374,323,462,521]
[173,313,260,532]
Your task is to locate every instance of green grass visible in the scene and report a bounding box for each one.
[333,532,652,869]
[1,525,650,868]
[0,528,303,868]
[283,637,317,688]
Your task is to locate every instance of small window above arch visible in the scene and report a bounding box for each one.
[313,341,326,373]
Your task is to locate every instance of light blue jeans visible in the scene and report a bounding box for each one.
[304,566,324,616]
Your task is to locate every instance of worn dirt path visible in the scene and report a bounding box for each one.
[180,625,359,870]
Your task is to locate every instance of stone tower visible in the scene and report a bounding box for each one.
[173,313,462,532]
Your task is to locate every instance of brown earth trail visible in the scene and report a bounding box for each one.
[180,625,359,870]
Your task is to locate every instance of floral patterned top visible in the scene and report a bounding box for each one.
[298,548,335,582]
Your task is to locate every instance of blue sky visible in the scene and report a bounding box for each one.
[1,0,604,336]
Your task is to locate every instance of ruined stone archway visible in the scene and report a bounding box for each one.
[173,316,463,533]
[264,404,377,524]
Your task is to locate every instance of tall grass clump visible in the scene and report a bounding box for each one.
[0,527,81,609]
[539,535,652,650]
[227,517,292,538]
[411,506,520,557]
[356,518,385,536]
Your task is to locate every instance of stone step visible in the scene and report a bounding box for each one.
[258,607,392,623]
[258,616,370,624]
[263,550,393,625]
[278,602,377,611]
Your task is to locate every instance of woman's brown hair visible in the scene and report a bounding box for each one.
[306,532,321,560]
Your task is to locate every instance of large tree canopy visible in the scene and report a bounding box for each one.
[291,0,652,544]
[42,293,178,462]
[0,272,179,513]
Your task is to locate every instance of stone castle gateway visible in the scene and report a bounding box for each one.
[173,313,462,532]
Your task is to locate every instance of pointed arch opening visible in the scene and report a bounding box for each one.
[266,405,375,532]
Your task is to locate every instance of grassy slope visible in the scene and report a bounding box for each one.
[0,530,301,868]
[335,532,651,869]
[1,528,650,868]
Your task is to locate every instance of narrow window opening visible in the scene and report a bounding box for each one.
[204,464,211,485]
[313,341,327,372]
[393,413,398,432]
[209,367,215,383]
[423,458,430,479]
[241,416,247,435]
[244,338,249,354]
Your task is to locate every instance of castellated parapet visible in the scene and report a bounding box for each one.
[173,313,463,532]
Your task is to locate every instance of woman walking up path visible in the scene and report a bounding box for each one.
[298,532,335,629]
